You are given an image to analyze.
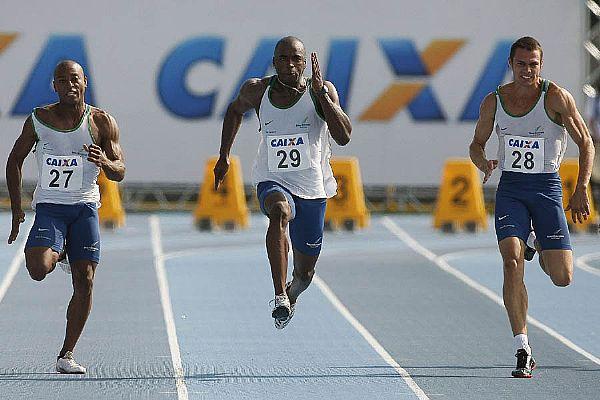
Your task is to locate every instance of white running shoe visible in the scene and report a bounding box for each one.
[270,293,290,322]
[275,302,295,330]
[56,351,86,374]
[274,282,296,329]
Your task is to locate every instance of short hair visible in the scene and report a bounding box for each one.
[53,60,84,79]
[510,37,543,61]
[274,36,305,55]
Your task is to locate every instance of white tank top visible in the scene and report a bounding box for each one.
[495,80,567,174]
[31,104,100,208]
[252,77,337,199]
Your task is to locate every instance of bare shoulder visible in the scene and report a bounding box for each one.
[239,77,269,102]
[323,80,336,90]
[546,81,572,102]
[33,103,58,122]
[545,81,577,115]
[89,106,118,131]
[479,92,497,117]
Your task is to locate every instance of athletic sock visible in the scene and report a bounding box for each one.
[514,333,531,355]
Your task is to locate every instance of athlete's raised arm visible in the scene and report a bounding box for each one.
[309,52,351,146]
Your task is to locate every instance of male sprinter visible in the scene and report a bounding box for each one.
[6,60,125,373]
[214,36,352,329]
[469,37,594,378]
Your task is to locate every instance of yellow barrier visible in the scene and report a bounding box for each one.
[193,156,249,230]
[433,158,487,232]
[559,158,598,233]
[325,157,369,231]
[97,170,125,229]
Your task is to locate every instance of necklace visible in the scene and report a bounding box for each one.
[276,76,307,94]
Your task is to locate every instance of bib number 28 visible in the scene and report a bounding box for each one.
[511,150,535,170]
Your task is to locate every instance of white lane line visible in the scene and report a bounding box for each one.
[313,275,429,400]
[381,216,600,366]
[149,215,189,400]
[575,252,600,277]
[0,218,34,305]
[439,248,496,262]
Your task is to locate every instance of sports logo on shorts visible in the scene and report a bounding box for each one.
[83,241,100,252]
[546,228,564,240]
[305,237,322,248]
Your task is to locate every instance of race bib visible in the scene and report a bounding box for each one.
[267,133,311,172]
[40,154,84,191]
[504,136,545,173]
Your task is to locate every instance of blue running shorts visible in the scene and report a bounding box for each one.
[25,202,101,263]
[495,171,571,250]
[257,181,326,256]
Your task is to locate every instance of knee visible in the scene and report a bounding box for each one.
[27,266,47,282]
[294,268,315,285]
[551,270,572,287]
[503,258,523,279]
[503,258,519,273]
[268,202,291,228]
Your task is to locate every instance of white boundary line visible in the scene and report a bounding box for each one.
[313,275,429,400]
[381,216,600,366]
[575,252,600,277]
[149,215,189,400]
[0,218,34,305]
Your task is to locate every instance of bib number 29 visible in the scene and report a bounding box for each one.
[48,169,74,188]
[511,150,535,170]
[277,149,301,169]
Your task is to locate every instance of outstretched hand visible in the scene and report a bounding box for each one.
[311,52,324,93]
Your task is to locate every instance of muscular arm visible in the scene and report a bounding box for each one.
[310,53,351,145]
[6,117,36,211]
[92,112,126,182]
[548,85,595,190]
[214,78,266,189]
[6,117,36,243]
[469,93,497,183]
[218,78,265,157]
[315,81,352,146]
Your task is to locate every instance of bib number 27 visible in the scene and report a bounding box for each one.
[48,169,74,188]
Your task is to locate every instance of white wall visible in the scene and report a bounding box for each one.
[0,0,584,185]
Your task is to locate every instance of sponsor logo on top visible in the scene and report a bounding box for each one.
[295,116,311,129]
[270,136,305,147]
[46,157,79,167]
[528,125,544,136]
[508,138,540,149]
